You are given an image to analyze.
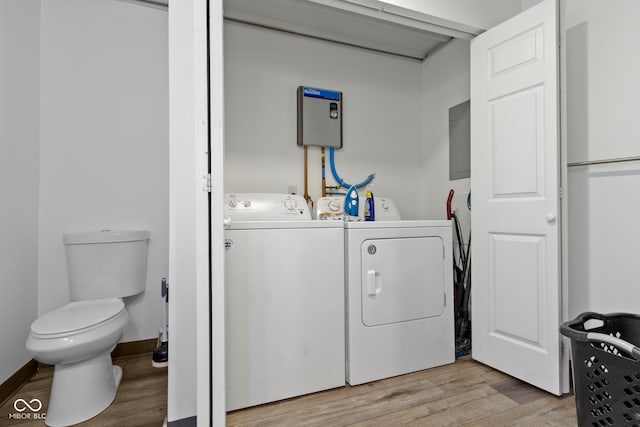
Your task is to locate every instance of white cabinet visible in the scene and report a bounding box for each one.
[223,0,481,60]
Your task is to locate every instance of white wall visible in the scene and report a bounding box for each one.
[563,0,640,318]
[0,0,41,385]
[38,0,169,342]
[382,0,522,30]
[420,39,471,239]
[224,22,426,219]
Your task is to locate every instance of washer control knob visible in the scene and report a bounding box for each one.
[243,200,252,208]
[328,200,341,212]
[228,199,237,208]
[381,202,389,210]
[284,198,297,210]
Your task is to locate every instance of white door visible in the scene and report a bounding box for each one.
[360,237,445,326]
[209,0,226,424]
[168,0,223,425]
[471,0,565,395]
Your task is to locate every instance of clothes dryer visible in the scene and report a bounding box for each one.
[343,198,455,385]
[224,193,345,410]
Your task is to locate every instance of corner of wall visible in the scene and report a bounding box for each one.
[420,38,471,231]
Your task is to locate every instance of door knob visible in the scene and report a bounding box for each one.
[545,213,556,223]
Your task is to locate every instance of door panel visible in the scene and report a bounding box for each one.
[491,85,544,198]
[361,237,444,327]
[489,24,542,76]
[471,0,563,395]
[490,233,545,347]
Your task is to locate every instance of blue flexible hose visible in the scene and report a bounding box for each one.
[329,147,375,189]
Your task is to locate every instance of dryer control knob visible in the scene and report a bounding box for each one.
[328,200,341,212]
[243,200,252,208]
[228,199,237,208]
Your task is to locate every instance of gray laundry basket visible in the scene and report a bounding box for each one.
[560,312,640,427]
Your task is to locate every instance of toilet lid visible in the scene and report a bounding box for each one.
[31,298,125,336]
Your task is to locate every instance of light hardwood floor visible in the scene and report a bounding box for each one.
[0,353,167,427]
[1,355,577,426]
[227,357,579,427]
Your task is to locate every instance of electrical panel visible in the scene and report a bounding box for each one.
[297,86,343,148]
[449,99,470,180]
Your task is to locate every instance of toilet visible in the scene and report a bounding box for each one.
[26,230,150,427]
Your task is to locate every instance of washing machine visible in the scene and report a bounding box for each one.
[321,196,455,385]
[224,193,345,411]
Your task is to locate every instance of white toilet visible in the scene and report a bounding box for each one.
[26,230,150,427]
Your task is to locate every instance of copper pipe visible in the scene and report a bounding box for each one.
[303,145,310,203]
[321,147,327,197]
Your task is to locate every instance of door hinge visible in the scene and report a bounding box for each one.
[203,174,212,193]
[161,277,168,299]
[559,186,565,199]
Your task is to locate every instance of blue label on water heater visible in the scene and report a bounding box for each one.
[303,87,341,101]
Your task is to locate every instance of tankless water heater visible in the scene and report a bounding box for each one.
[297,86,343,148]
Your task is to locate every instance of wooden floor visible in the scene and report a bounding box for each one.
[0,353,167,427]
[1,355,578,426]
[228,357,579,427]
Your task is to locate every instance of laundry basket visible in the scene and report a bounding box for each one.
[560,312,640,427]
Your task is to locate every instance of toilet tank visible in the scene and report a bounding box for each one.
[63,230,150,301]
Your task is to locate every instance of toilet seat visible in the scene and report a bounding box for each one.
[31,298,125,339]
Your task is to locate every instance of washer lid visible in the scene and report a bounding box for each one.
[227,220,343,230]
[31,298,125,336]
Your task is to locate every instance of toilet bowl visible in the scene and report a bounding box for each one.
[25,230,150,427]
[26,298,129,427]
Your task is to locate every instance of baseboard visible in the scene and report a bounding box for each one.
[0,359,38,407]
[167,415,197,426]
[0,338,159,405]
[111,337,158,359]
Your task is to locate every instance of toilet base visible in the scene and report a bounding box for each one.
[45,352,122,427]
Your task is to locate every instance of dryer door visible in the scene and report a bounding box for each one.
[361,237,445,327]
